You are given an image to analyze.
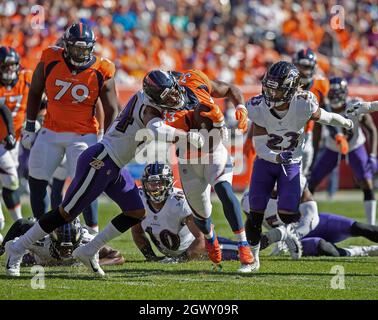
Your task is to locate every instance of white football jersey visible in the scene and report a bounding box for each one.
[324,97,365,153]
[140,187,195,257]
[247,91,319,163]
[27,228,93,265]
[101,91,155,168]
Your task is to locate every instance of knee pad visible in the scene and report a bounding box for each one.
[2,187,20,209]
[278,212,301,224]
[363,188,375,201]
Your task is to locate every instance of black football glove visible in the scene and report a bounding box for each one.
[4,134,16,150]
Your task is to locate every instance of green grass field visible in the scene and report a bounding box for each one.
[0,198,377,300]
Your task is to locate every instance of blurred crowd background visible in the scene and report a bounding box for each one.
[1,0,378,86]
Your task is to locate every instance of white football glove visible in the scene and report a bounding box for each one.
[346,101,371,117]
[187,131,205,149]
[21,130,37,150]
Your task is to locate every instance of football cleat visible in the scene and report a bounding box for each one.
[238,242,254,265]
[5,239,25,277]
[205,237,222,265]
[284,225,303,260]
[72,246,105,277]
[248,244,261,272]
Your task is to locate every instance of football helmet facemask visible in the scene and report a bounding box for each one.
[293,48,317,86]
[142,162,174,203]
[143,70,186,110]
[328,77,348,110]
[0,46,20,86]
[50,218,83,260]
[62,23,96,67]
[262,61,300,109]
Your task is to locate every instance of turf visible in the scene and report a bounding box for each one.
[0,199,377,300]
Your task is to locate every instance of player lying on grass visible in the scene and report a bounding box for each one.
[0,218,124,266]
[131,163,299,263]
[242,190,378,257]
[309,77,377,226]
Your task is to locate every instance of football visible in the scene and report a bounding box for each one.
[193,104,214,131]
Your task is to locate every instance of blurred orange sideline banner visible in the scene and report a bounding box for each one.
[118,85,378,191]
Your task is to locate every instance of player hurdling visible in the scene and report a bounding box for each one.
[245,61,354,271]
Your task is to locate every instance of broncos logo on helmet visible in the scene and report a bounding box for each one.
[62,23,96,67]
[143,70,187,110]
[0,46,20,86]
[142,162,174,203]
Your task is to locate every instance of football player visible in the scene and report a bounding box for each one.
[156,69,254,272]
[246,61,353,271]
[0,218,124,266]
[131,163,206,262]
[4,69,204,277]
[20,23,117,227]
[308,77,377,225]
[292,48,330,175]
[0,46,30,229]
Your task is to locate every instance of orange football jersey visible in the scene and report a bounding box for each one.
[164,69,218,132]
[41,46,115,134]
[0,69,32,140]
[305,75,330,133]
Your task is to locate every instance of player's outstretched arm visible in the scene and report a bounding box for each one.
[361,113,378,157]
[131,223,160,261]
[99,77,119,131]
[184,215,206,261]
[346,101,378,116]
[311,107,353,129]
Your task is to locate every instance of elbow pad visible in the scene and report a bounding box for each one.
[317,109,353,129]
[146,117,177,142]
[253,135,278,163]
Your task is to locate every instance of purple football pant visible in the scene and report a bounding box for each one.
[301,213,355,256]
[62,143,143,216]
[309,145,372,189]
[249,158,301,213]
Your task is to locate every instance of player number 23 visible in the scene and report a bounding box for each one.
[54,79,89,103]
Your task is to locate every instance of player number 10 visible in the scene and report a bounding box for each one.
[54,79,89,103]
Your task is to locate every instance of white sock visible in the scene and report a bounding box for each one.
[265,226,286,244]
[297,200,319,237]
[364,200,376,225]
[85,225,99,235]
[343,246,367,257]
[83,222,122,256]
[9,204,23,221]
[15,222,48,252]
[234,229,247,243]
[251,243,260,262]
[0,205,4,230]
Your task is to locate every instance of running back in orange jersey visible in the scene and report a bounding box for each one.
[41,46,115,134]
[0,69,31,140]
[163,69,220,132]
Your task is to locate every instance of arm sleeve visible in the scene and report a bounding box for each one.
[0,104,15,136]
[316,108,353,129]
[253,135,279,163]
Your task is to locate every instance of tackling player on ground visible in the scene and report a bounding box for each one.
[4,69,204,277]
